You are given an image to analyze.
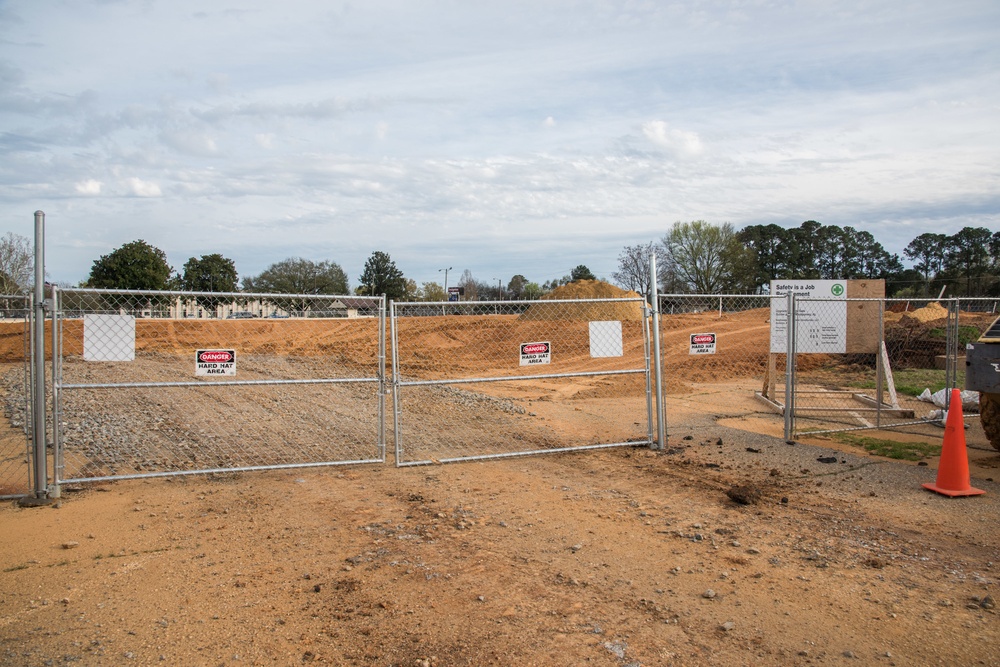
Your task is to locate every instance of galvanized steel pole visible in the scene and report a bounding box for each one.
[30,211,49,501]
[783,291,795,440]
[650,253,666,450]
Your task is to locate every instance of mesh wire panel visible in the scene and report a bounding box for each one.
[0,295,31,497]
[53,288,385,482]
[391,298,652,465]
[655,295,781,434]
[788,297,1000,436]
[656,295,1000,439]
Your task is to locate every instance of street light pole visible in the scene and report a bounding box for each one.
[439,267,452,296]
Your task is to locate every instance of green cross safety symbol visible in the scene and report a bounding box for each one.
[831,284,844,296]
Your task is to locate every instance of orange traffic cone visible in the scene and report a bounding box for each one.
[922,388,985,497]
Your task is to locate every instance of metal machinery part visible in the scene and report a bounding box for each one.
[966,315,1000,452]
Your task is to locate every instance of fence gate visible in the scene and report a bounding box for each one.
[653,294,1000,442]
[0,295,32,498]
[654,294,780,437]
[390,298,654,465]
[786,296,999,438]
[53,288,385,484]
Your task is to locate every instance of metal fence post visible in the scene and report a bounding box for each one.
[945,299,959,412]
[783,291,796,440]
[650,253,666,450]
[23,210,54,504]
[378,295,386,461]
[51,286,62,488]
[389,300,403,465]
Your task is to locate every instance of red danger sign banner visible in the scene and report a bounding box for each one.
[520,341,551,366]
[196,349,236,376]
[689,333,717,355]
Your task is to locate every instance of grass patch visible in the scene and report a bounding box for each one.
[834,433,940,461]
[927,326,982,346]
[848,368,964,397]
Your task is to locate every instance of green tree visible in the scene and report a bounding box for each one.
[87,240,173,291]
[661,221,746,293]
[946,227,993,296]
[785,220,823,279]
[570,265,596,282]
[507,274,528,299]
[359,251,406,299]
[181,254,238,311]
[814,224,848,278]
[737,224,789,292]
[542,275,571,292]
[243,257,348,295]
[522,282,543,300]
[887,268,926,297]
[182,254,238,292]
[244,257,349,315]
[419,281,447,301]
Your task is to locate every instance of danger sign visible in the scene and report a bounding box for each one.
[689,333,716,355]
[196,349,236,376]
[520,341,551,366]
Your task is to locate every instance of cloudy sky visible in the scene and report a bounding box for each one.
[1,1,998,289]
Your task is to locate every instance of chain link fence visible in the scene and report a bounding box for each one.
[52,288,385,483]
[786,296,999,437]
[390,298,653,465]
[13,284,996,492]
[0,295,31,498]
[654,294,1000,440]
[655,294,779,435]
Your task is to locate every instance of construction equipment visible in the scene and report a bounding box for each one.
[966,314,1000,451]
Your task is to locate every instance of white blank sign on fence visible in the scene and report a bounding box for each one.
[83,314,136,362]
[589,320,623,358]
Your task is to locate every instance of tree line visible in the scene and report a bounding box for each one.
[0,222,996,299]
[613,221,1000,298]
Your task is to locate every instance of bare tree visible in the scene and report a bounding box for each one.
[0,232,34,294]
[458,269,478,301]
[611,242,657,298]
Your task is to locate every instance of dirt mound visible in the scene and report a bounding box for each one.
[900,302,948,323]
[520,280,645,321]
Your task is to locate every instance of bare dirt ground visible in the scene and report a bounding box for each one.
[1,309,999,666]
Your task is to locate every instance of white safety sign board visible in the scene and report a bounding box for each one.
[689,332,717,355]
[83,314,136,362]
[196,349,236,376]
[769,280,847,354]
[589,321,623,358]
[520,341,551,366]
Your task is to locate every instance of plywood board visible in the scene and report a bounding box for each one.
[846,280,884,353]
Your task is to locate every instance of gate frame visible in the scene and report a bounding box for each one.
[0,293,34,500]
[50,287,387,488]
[389,297,656,466]
[786,295,994,438]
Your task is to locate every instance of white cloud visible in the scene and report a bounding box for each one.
[641,120,703,158]
[160,130,219,157]
[74,179,102,195]
[0,0,997,286]
[126,177,162,197]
